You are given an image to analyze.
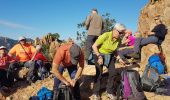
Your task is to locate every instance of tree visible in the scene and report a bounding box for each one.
[51,33,60,41]
[76,13,116,47]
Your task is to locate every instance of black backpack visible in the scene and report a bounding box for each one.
[117,70,146,100]
[141,64,165,92]
[53,83,75,100]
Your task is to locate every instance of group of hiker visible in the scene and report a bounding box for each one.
[0,8,168,100]
[0,36,51,89]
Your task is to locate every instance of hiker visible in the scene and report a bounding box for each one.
[119,29,136,50]
[8,36,36,81]
[27,45,51,83]
[8,36,36,67]
[85,8,104,65]
[0,46,17,88]
[118,16,167,60]
[92,23,127,100]
[52,42,84,100]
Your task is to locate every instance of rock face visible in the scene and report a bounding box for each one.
[138,0,170,72]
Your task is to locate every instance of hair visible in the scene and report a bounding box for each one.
[114,23,126,32]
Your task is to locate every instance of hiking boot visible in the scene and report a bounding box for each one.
[106,92,117,100]
[92,94,100,100]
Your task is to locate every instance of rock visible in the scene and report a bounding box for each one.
[18,67,29,79]
[138,0,170,73]
[140,44,160,71]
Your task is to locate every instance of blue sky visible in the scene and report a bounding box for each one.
[0,0,148,41]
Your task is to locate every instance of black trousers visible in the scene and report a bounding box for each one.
[0,62,18,87]
[85,35,98,61]
[93,54,116,94]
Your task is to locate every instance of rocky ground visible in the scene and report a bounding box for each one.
[0,64,170,100]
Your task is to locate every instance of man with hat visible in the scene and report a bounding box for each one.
[0,46,17,88]
[85,8,104,65]
[52,42,84,100]
[8,36,36,68]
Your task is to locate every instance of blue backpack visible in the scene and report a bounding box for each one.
[37,87,53,100]
[148,54,165,74]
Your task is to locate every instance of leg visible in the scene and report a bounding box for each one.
[26,61,37,82]
[6,62,18,85]
[140,36,158,46]
[53,65,64,91]
[118,48,134,60]
[0,69,8,87]
[85,35,98,63]
[106,56,116,94]
[67,66,80,100]
[134,36,158,53]
[93,54,103,95]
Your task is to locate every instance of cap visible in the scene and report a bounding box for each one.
[154,15,161,20]
[114,23,126,33]
[0,46,7,50]
[19,36,26,41]
[69,44,81,65]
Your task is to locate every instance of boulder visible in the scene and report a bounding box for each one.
[138,0,170,73]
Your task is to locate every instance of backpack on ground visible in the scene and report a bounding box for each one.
[148,54,165,74]
[37,87,53,100]
[117,70,146,100]
[141,64,165,92]
[53,83,75,100]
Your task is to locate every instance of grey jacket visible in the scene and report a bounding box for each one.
[85,13,103,36]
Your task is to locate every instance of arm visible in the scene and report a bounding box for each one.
[74,51,84,81]
[85,15,91,30]
[52,63,70,86]
[8,45,16,57]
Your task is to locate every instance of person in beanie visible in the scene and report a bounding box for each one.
[92,23,126,100]
[85,8,104,65]
[52,42,84,100]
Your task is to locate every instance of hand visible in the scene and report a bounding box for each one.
[148,32,155,35]
[97,56,103,65]
[118,58,125,65]
[68,79,76,87]
[64,81,71,86]
[28,60,33,63]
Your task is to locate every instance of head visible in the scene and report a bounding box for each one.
[36,45,42,52]
[134,31,142,38]
[113,23,126,39]
[0,46,7,56]
[19,36,27,45]
[69,44,81,65]
[91,8,98,14]
[125,29,132,36]
[154,16,162,24]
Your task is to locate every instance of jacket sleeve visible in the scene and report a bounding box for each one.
[85,15,91,30]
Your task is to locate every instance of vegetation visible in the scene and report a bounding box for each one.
[76,13,116,47]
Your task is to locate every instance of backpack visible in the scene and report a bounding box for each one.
[37,87,53,100]
[37,66,50,80]
[53,83,75,100]
[148,54,165,74]
[141,64,165,92]
[117,70,146,100]
[36,61,50,80]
